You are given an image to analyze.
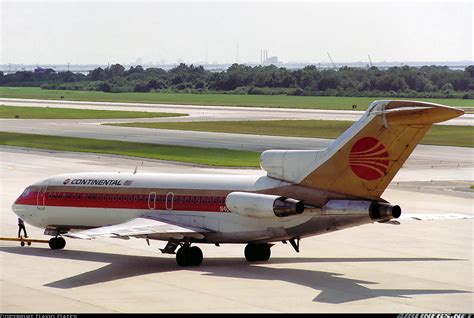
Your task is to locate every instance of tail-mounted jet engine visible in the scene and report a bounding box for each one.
[225,192,304,218]
[319,200,402,222]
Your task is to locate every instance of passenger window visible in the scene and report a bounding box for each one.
[63,193,67,199]
[134,196,138,202]
[48,193,52,199]
[108,195,112,201]
[72,193,76,200]
[218,197,223,205]
[113,195,117,201]
[92,195,96,200]
[191,196,195,204]
[139,196,143,202]
[118,195,122,201]
[53,193,56,199]
[196,197,200,204]
[185,196,189,204]
[213,197,217,204]
[77,194,81,200]
[179,196,183,204]
[207,197,211,204]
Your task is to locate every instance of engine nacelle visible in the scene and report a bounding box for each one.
[225,192,304,218]
[322,200,401,221]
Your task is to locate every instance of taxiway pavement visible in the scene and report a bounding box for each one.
[0,98,472,125]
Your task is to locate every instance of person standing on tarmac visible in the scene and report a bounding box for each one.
[18,218,27,238]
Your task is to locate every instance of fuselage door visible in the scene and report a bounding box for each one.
[148,192,156,209]
[166,192,174,211]
[36,183,48,210]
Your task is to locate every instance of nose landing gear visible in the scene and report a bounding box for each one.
[48,236,66,250]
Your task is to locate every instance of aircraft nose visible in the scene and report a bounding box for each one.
[12,186,34,217]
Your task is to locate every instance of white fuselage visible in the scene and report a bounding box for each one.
[12,172,373,243]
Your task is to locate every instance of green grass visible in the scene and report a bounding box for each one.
[108,120,474,148]
[0,132,260,167]
[1,87,473,109]
[0,105,186,119]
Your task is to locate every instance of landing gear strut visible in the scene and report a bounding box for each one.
[176,245,203,266]
[244,243,271,262]
[48,236,66,250]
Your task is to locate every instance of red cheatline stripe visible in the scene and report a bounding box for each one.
[15,191,229,213]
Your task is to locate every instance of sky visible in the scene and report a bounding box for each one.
[0,0,472,65]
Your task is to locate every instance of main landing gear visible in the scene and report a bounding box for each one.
[176,245,203,267]
[48,236,66,250]
[244,243,271,262]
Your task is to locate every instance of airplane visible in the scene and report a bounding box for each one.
[11,100,464,266]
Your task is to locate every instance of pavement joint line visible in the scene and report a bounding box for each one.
[133,272,282,312]
[0,276,120,313]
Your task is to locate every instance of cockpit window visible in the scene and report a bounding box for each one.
[21,187,31,197]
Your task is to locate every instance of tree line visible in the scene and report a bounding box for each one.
[1,63,473,99]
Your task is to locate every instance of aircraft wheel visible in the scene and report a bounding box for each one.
[244,244,258,262]
[257,244,271,261]
[57,237,66,249]
[188,246,203,266]
[176,246,203,266]
[27,242,31,246]
[176,246,190,266]
[20,241,25,247]
[245,243,271,262]
[49,237,66,250]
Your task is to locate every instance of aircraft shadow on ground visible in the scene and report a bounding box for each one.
[0,246,470,304]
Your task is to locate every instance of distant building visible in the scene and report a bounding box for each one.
[34,67,55,74]
[265,56,279,64]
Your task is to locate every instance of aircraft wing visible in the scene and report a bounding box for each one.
[64,215,209,240]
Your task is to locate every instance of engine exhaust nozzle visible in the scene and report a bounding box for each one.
[370,202,402,221]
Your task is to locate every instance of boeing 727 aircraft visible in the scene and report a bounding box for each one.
[12,100,464,266]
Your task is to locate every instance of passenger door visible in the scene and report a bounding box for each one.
[166,192,174,211]
[148,192,156,209]
[36,183,48,210]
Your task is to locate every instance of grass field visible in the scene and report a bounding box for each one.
[0,105,186,119]
[108,120,474,148]
[0,132,260,167]
[1,87,473,109]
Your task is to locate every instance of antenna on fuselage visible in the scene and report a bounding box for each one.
[133,166,138,174]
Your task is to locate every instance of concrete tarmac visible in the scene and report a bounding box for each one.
[0,148,472,313]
